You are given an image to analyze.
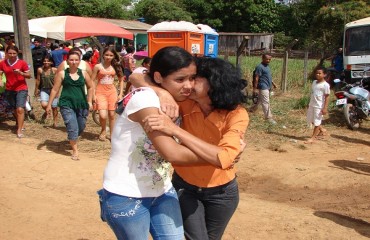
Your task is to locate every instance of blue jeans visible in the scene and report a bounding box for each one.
[172,172,239,240]
[97,188,184,240]
[59,107,88,140]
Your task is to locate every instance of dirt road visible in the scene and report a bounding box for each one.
[0,118,369,239]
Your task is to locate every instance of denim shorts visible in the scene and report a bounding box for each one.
[97,188,184,240]
[40,88,58,107]
[59,107,88,140]
[5,90,28,109]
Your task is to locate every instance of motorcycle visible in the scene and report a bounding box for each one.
[333,67,370,130]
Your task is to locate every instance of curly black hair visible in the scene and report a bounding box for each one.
[195,57,246,110]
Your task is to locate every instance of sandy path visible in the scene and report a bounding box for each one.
[1,126,369,239]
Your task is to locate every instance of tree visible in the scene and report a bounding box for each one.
[62,0,133,19]
[134,0,192,25]
[0,0,12,15]
[246,0,281,33]
[26,0,65,18]
[178,0,282,33]
[308,1,370,54]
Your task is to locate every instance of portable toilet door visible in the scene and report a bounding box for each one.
[148,21,204,57]
[197,24,219,58]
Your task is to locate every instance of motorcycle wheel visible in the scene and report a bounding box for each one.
[92,110,100,126]
[343,103,360,130]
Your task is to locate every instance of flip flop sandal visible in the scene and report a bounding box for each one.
[71,155,80,161]
[17,133,24,138]
[99,135,107,141]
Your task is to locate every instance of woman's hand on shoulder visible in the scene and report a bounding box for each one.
[157,90,179,120]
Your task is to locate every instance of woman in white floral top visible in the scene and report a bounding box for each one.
[98,47,207,240]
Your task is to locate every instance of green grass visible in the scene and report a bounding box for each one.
[224,55,323,148]
[225,55,319,90]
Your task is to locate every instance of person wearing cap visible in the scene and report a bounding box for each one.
[74,42,85,57]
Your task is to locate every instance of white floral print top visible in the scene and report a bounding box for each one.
[103,88,173,197]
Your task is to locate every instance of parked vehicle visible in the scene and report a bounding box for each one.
[343,17,370,89]
[334,67,370,130]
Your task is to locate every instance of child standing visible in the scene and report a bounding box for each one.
[305,67,330,143]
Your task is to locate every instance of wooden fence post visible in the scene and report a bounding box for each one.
[303,50,309,85]
[280,39,298,93]
[236,36,249,68]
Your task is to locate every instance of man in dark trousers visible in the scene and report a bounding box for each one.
[250,54,277,124]
[31,38,47,83]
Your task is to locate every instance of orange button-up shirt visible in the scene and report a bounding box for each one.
[174,100,249,187]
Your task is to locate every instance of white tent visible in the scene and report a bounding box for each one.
[0,14,47,38]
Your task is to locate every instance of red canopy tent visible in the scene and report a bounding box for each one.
[28,16,133,41]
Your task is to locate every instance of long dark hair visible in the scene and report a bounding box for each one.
[103,46,123,78]
[195,57,246,110]
[149,47,194,82]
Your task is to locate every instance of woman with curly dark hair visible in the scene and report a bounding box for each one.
[132,56,249,240]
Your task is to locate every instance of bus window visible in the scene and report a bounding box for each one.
[345,26,370,56]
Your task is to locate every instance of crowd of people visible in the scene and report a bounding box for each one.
[0,34,336,239]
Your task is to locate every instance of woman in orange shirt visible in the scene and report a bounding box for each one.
[132,57,249,240]
[92,46,125,141]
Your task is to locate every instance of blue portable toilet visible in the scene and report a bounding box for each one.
[197,24,219,58]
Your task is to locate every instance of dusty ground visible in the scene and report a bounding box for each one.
[0,101,369,240]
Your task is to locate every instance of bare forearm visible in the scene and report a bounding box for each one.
[23,71,31,79]
[172,126,222,167]
[130,73,159,90]
[323,95,329,109]
[253,76,259,89]
[47,88,59,107]
[87,86,93,103]
[119,77,125,97]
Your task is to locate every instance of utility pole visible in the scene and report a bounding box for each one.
[12,0,35,98]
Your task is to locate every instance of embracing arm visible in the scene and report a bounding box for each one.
[130,73,160,90]
[130,107,208,165]
[130,73,179,119]
[144,107,249,169]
